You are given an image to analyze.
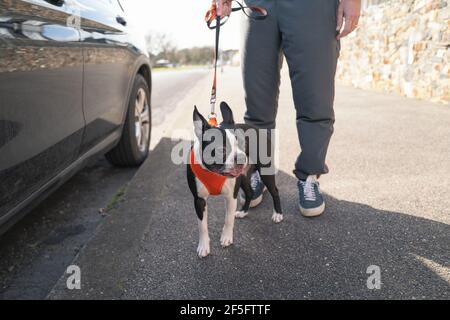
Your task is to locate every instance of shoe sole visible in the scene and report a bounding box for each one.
[240,187,267,208]
[299,202,325,217]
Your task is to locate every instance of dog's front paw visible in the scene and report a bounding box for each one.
[235,211,248,219]
[272,212,284,224]
[220,232,233,248]
[197,240,210,258]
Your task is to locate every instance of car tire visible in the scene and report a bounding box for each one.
[106,74,151,167]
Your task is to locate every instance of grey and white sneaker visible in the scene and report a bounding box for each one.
[298,175,325,217]
[240,170,266,208]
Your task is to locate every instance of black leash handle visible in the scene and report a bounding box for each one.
[206,0,268,30]
[231,0,268,21]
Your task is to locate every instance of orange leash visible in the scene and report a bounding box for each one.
[204,0,267,127]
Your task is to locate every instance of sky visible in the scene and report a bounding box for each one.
[120,0,241,50]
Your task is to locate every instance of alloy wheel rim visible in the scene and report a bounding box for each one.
[134,88,150,153]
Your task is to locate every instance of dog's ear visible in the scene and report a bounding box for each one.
[193,106,209,140]
[220,101,235,125]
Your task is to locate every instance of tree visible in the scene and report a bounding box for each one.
[145,32,236,66]
[145,32,177,63]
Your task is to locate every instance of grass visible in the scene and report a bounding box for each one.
[106,187,127,212]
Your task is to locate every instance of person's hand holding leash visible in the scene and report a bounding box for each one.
[336,0,361,40]
[213,0,232,17]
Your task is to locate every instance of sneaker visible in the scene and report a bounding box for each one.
[240,170,266,208]
[298,175,325,217]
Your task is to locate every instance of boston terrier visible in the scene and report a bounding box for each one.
[187,102,283,258]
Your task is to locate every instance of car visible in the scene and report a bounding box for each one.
[0,0,152,234]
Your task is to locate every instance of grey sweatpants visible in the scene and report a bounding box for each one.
[241,0,340,180]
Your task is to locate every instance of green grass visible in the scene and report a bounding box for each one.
[106,187,127,212]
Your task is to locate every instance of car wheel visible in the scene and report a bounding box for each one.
[106,74,151,167]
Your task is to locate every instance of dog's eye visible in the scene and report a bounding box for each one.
[234,131,246,146]
[203,146,227,165]
[236,153,247,165]
[236,135,245,147]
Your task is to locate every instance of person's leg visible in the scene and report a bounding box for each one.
[278,0,340,180]
[240,0,283,207]
[242,0,283,130]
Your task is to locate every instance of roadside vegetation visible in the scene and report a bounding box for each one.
[145,32,238,70]
[106,187,127,212]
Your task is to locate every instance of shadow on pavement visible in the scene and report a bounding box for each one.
[49,137,449,300]
[124,138,450,300]
[0,158,137,299]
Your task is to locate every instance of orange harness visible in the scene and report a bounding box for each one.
[190,149,226,196]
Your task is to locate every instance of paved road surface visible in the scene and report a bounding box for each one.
[152,69,210,126]
[49,67,450,300]
[0,69,208,299]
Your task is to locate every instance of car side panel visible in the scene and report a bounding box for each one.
[77,0,142,155]
[0,0,85,219]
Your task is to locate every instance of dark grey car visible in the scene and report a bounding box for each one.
[0,0,152,233]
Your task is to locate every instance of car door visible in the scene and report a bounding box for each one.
[0,0,84,220]
[76,0,137,154]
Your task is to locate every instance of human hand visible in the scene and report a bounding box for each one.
[212,0,233,17]
[336,0,361,40]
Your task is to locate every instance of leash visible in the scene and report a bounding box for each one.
[205,0,267,127]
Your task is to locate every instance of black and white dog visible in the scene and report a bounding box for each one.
[187,102,283,258]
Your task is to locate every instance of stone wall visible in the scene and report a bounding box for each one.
[337,0,449,104]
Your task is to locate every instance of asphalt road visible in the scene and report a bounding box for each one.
[152,68,210,126]
[49,67,450,300]
[0,68,208,300]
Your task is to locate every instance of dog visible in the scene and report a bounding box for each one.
[187,102,283,258]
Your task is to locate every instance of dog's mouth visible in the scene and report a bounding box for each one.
[222,166,247,178]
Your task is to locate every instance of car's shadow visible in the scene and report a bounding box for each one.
[34,137,450,300]
[0,157,137,299]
